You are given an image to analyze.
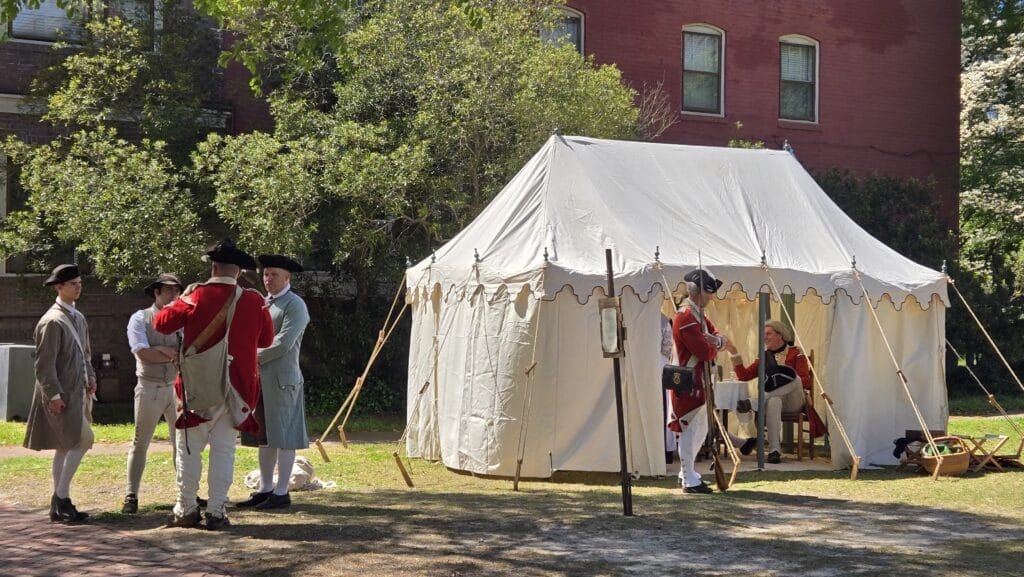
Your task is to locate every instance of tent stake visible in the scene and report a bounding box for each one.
[394,451,414,488]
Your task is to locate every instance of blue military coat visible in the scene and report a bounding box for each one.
[257,289,311,449]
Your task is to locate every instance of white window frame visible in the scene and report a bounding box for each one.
[681,23,725,117]
[7,0,159,46]
[541,6,584,55]
[779,34,819,124]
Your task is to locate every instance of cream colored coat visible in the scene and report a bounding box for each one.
[23,303,95,451]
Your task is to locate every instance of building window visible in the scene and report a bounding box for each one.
[8,0,155,44]
[682,24,724,115]
[780,35,818,122]
[541,7,583,54]
[9,0,85,42]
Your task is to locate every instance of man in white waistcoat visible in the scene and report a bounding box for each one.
[238,254,310,511]
[121,273,184,514]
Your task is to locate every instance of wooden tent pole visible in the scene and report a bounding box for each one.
[313,275,407,462]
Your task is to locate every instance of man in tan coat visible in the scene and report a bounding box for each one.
[23,264,97,523]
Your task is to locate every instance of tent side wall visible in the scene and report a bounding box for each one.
[824,294,948,467]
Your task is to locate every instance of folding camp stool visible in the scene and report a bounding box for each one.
[958,434,1010,473]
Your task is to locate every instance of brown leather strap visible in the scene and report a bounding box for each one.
[188,289,235,353]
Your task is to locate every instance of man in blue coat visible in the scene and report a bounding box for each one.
[238,254,310,511]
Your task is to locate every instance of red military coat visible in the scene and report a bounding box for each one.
[154,277,274,433]
[733,346,812,391]
[668,303,719,431]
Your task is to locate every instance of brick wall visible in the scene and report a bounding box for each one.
[0,275,152,402]
[567,0,961,227]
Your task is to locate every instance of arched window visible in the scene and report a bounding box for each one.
[541,7,584,54]
[779,34,819,122]
[682,24,724,115]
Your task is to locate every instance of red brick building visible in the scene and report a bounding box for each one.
[1,1,962,401]
[557,0,961,225]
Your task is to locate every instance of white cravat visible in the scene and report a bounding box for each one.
[267,283,291,304]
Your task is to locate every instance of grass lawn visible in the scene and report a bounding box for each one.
[0,413,1022,576]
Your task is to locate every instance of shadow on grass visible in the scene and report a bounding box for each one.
[97,479,1024,577]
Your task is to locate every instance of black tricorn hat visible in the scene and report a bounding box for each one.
[202,238,257,269]
[43,264,80,286]
[144,273,184,297]
[683,268,723,293]
[258,254,304,273]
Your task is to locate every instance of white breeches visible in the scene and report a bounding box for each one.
[675,405,708,488]
[126,382,177,495]
[765,381,805,453]
[174,405,236,518]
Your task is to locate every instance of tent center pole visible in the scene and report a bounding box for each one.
[757,292,769,469]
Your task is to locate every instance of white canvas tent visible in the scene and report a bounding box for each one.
[404,135,948,478]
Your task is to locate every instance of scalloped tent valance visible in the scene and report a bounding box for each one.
[407,135,948,309]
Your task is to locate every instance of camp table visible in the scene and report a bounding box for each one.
[957,434,1010,473]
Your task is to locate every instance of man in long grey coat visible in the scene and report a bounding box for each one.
[23,264,96,523]
[237,254,310,511]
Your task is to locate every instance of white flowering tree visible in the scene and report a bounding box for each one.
[960,30,1024,284]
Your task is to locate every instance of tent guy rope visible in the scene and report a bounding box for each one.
[947,274,1024,396]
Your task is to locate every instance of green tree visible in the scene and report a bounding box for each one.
[0,7,219,287]
[196,0,640,302]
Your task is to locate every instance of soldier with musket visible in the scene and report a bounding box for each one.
[668,268,730,494]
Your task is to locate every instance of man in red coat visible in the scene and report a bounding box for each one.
[155,239,274,530]
[669,268,730,494]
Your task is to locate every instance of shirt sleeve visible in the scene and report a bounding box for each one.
[126,310,149,354]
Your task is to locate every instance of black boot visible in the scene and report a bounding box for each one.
[49,494,60,522]
[54,497,88,523]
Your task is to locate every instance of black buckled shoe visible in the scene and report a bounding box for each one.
[122,493,139,514]
[740,438,757,456]
[254,492,291,511]
[48,494,60,522]
[196,496,208,509]
[767,450,782,464]
[235,490,272,508]
[165,509,202,529]
[53,496,88,523]
[683,481,714,494]
[204,512,230,531]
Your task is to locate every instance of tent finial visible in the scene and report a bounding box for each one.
[405,255,412,268]
[941,260,947,274]
[851,255,857,270]
[783,140,795,156]
[543,247,549,262]
[655,246,660,263]
[431,251,436,264]
[552,127,562,136]
[474,248,481,263]
[761,250,767,266]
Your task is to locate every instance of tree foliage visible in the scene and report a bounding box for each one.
[197,0,640,297]
[956,2,1024,392]
[0,6,218,287]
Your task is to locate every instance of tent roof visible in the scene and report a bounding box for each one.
[407,135,948,309]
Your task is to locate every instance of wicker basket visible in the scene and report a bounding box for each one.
[919,436,970,476]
